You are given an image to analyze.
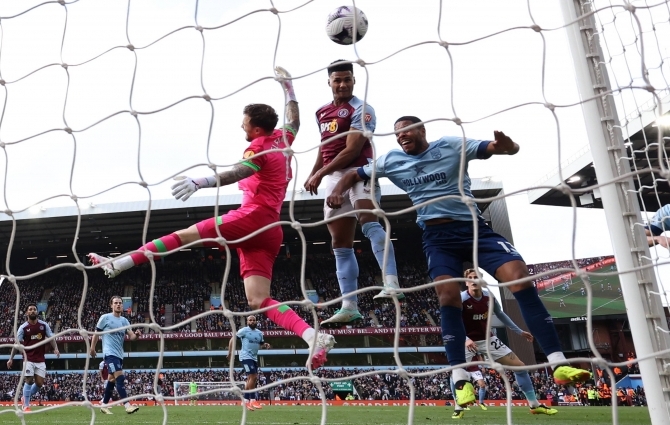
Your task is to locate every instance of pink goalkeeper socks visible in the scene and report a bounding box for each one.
[261,298,311,337]
[130,233,183,265]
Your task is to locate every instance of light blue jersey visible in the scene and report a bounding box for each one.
[649,204,670,235]
[95,313,130,359]
[236,326,264,362]
[359,136,490,226]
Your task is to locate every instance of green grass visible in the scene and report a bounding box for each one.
[539,266,627,319]
[0,405,652,425]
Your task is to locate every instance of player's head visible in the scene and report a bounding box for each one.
[464,268,481,293]
[247,315,257,329]
[110,295,123,314]
[26,304,38,321]
[242,104,278,141]
[327,60,355,102]
[394,116,428,155]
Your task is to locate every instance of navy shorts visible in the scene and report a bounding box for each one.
[241,359,258,375]
[422,219,525,280]
[104,355,123,375]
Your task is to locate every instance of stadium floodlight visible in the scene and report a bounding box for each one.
[567,176,581,183]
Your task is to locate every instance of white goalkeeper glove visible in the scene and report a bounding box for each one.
[171,176,216,202]
[275,66,296,103]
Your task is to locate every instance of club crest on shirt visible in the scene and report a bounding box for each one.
[243,150,255,159]
[430,149,442,159]
[466,304,473,309]
[338,109,349,118]
[364,113,372,123]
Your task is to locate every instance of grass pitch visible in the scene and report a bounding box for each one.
[539,265,626,319]
[0,405,651,425]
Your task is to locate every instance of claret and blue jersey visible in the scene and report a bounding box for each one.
[358,136,491,225]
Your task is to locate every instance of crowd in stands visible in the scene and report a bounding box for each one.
[528,256,609,282]
[0,366,647,406]
[0,251,441,338]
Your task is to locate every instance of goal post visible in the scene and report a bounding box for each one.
[172,381,247,405]
[561,1,670,423]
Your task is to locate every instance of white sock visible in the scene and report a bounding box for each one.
[301,328,316,345]
[342,300,357,311]
[124,402,131,408]
[547,352,567,365]
[251,399,256,402]
[115,255,135,272]
[384,275,399,289]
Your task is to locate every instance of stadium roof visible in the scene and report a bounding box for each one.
[1,180,503,257]
[528,91,670,210]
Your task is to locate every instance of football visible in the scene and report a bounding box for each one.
[325,6,368,45]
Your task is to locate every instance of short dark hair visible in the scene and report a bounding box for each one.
[243,104,278,133]
[328,59,354,75]
[394,116,424,127]
[110,295,123,306]
[26,303,38,311]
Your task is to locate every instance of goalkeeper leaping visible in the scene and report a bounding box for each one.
[89,67,335,369]
[325,116,592,407]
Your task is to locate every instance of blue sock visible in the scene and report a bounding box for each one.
[440,306,467,366]
[361,222,398,277]
[514,371,539,407]
[103,380,115,404]
[22,383,31,407]
[512,286,562,355]
[30,383,39,396]
[333,248,359,306]
[479,387,486,404]
[244,394,250,402]
[115,375,128,400]
[253,392,258,400]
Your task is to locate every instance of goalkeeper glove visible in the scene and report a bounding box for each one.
[171,176,216,201]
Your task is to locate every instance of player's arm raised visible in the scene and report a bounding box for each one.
[275,66,300,134]
[485,131,520,155]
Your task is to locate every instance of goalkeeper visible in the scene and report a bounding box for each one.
[89,67,334,369]
[189,380,198,406]
[326,116,592,407]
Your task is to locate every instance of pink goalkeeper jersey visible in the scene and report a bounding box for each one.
[238,127,295,215]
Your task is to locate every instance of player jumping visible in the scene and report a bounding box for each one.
[88,68,335,368]
[305,60,402,328]
[325,116,592,407]
[7,304,60,412]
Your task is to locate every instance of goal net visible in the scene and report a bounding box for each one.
[0,1,669,425]
[172,381,246,405]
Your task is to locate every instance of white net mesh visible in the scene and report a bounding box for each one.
[0,0,669,424]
